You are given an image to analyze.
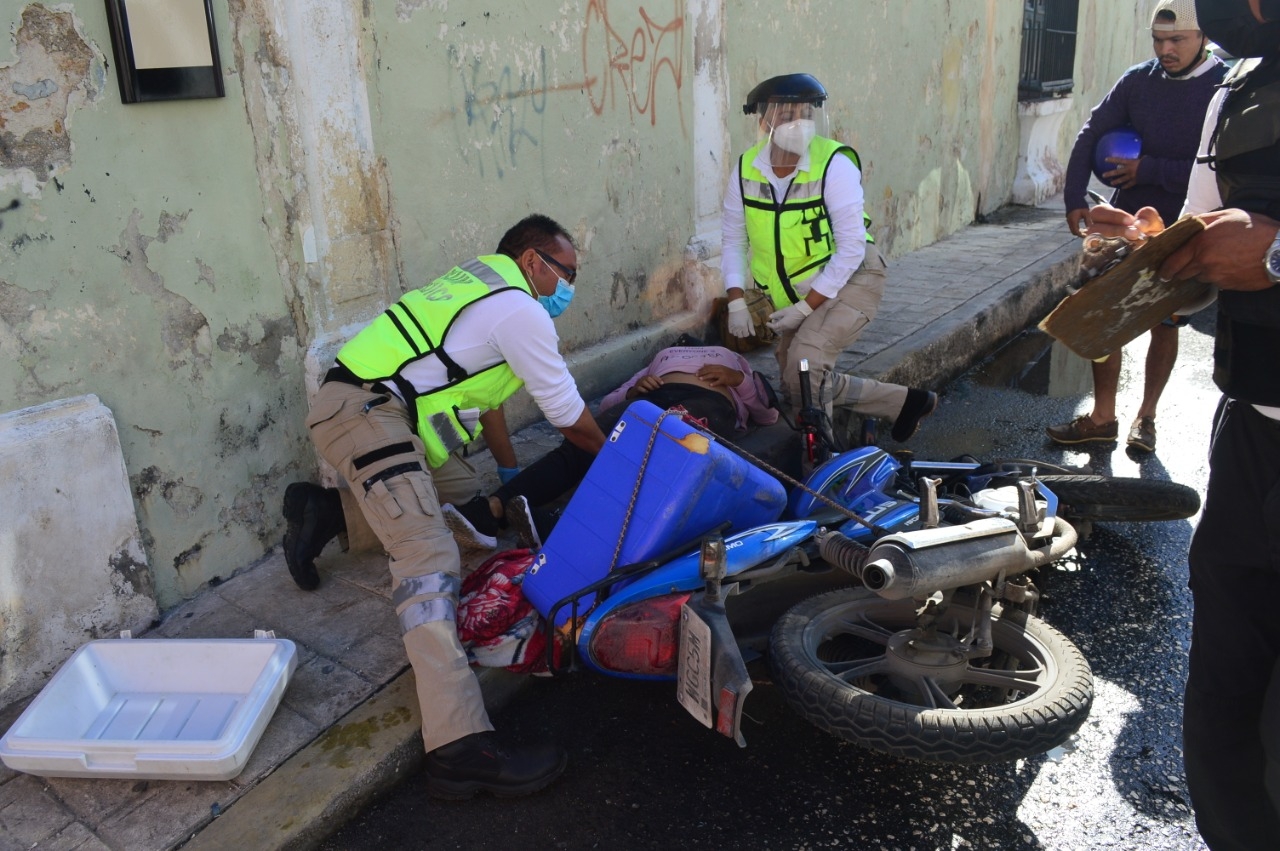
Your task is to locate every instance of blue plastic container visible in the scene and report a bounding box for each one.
[524,400,787,625]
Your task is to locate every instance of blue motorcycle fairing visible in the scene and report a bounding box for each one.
[836,497,920,542]
[588,519,817,613]
[787,446,901,520]
[576,519,817,677]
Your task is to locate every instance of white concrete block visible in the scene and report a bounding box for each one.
[0,395,158,706]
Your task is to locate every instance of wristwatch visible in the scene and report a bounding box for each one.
[1268,229,1280,284]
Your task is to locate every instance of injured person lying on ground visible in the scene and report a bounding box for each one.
[443,342,781,552]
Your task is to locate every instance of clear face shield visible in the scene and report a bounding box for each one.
[757,100,829,155]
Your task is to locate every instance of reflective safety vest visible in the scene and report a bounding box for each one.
[740,135,874,307]
[336,256,532,468]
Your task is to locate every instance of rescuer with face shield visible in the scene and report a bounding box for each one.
[719,73,937,445]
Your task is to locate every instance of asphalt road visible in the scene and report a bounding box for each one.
[320,309,1219,851]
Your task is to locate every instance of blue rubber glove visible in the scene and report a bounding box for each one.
[497,465,520,484]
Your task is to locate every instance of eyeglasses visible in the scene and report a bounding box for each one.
[535,249,577,284]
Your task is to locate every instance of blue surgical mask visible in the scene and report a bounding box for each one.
[537,277,575,318]
[535,253,577,317]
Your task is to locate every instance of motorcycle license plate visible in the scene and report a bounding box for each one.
[676,604,714,729]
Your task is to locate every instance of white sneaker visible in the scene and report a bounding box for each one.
[441,503,498,551]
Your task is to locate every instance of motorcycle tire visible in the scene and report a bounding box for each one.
[769,588,1093,764]
[1036,474,1200,523]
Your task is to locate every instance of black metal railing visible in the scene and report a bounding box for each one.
[1019,0,1079,98]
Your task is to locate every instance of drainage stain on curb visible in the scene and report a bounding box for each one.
[317,707,414,768]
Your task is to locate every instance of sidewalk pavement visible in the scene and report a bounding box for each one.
[0,199,1082,851]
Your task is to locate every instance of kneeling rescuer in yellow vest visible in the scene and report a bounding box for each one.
[282,214,605,799]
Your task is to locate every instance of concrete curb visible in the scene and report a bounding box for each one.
[181,667,524,851]
[869,240,1079,390]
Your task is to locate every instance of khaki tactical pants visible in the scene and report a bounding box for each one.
[775,246,907,420]
[305,379,489,753]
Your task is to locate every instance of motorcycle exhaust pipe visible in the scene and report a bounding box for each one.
[859,517,1034,600]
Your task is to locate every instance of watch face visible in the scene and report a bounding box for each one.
[1271,246,1280,280]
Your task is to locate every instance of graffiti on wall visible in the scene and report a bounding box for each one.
[450,44,549,180]
[581,0,685,132]
[446,1,687,178]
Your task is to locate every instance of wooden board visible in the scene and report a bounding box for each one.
[1039,215,1210,360]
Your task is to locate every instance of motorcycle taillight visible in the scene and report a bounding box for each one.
[587,592,692,676]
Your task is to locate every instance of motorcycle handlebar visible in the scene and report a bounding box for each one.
[797,359,814,409]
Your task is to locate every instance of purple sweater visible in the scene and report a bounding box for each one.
[1064,56,1228,223]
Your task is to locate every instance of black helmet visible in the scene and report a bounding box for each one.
[743,73,828,115]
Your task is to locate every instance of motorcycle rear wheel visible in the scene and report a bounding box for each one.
[769,588,1093,764]
[1036,475,1200,522]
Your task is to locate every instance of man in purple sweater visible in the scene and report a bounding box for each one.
[1047,0,1227,454]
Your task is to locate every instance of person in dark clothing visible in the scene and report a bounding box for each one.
[1087,1,1280,846]
[1048,0,1227,454]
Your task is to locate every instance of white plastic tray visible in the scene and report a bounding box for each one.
[0,636,296,780]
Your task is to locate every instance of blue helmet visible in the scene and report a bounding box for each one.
[1093,127,1143,183]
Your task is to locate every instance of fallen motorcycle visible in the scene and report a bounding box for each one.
[766,445,1196,763]
[521,397,1199,765]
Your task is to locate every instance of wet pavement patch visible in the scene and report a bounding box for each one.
[971,329,1055,394]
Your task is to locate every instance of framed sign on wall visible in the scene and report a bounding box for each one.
[104,0,224,104]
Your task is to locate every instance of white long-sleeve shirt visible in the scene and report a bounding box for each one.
[721,140,867,300]
[396,287,586,428]
[1181,84,1230,218]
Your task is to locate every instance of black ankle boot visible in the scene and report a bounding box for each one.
[423,731,567,800]
[891,389,938,442]
[282,483,345,590]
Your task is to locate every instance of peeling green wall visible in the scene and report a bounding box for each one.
[0,1,1152,612]
[1,3,308,607]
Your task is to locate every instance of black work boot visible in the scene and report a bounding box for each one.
[423,731,568,800]
[282,482,345,590]
[891,389,938,442]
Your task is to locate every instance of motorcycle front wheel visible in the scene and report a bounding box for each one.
[769,588,1093,764]
[1036,474,1200,523]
